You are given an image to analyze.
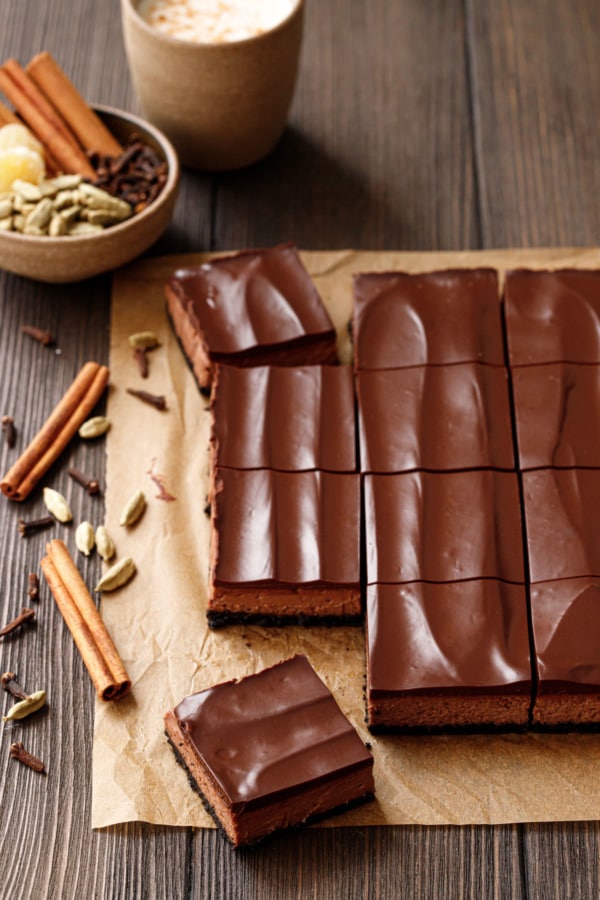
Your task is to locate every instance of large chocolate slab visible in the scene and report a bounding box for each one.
[211,364,356,473]
[364,471,525,584]
[356,363,515,473]
[352,268,503,370]
[166,244,337,388]
[530,578,600,725]
[505,269,600,366]
[167,655,374,845]
[522,469,600,582]
[366,582,531,729]
[209,468,361,622]
[512,363,600,469]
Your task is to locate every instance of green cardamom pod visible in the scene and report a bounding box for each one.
[119,490,146,527]
[43,487,72,523]
[128,331,160,349]
[75,521,95,557]
[3,689,47,722]
[95,557,136,593]
[78,416,110,439]
[95,525,116,562]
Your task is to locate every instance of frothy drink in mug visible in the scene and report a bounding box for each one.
[137,0,298,43]
[122,0,304,168]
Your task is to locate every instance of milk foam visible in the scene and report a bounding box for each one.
[138,0,298,43]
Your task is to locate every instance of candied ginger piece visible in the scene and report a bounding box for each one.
[0,146,45,192]
[0,123,44,155]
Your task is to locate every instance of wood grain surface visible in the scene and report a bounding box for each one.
[0,0,599,897]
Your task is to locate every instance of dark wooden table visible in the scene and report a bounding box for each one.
[1,0,599,896]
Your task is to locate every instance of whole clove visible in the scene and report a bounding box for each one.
[109,140,144,175]
[68,467,100,496]
[126,388,167,411]
[90,136,168,212]
[18,515,54,537]
[2,415,16,448]
[1,672,28,700]
[134,346,149,378]
[27,573,39,602]
[9,741,46,774]
[21,325,55,346]
[0,607,36,638]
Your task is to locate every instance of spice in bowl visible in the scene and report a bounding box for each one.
[0,52,169,234]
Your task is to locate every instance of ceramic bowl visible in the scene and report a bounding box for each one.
[121,0,304,171]
[0,104,179,283]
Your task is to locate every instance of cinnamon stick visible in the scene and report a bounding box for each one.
[0,59,95,178]
[0,361,109,502]
[0,99,18,126]
[41,540,131,701]
[27,52,122,157]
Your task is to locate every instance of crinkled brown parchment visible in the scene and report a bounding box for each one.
[93,246,600,828]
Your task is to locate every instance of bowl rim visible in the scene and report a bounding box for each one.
[0,103,179,246]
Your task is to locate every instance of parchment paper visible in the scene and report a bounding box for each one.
[93,246,600,829]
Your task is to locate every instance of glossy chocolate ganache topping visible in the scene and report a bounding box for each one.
[356,362,515,473]
[367,582,531,697]
[212,468,360,586]
[211,364,357,473]
[505,268,600,366]
[364,470,525,585]
[173,655,374,810]
[530,579,600,692]
[522,469,600,583]
[512,363,600,469]
[352,268,504,370]
[167,243,336,356]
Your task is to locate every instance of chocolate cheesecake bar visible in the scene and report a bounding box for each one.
[208,468,361,625]
[164,655,375,846]
[504,269,600,366]
[356,363,515,473]
[352,268,503,371]
[522,469,600,582]
[366,582,532,730]
[364,470,525,585]
[166,244,338,390]
[210,364,356,474]
[530,579,600,726]
[512,363,600,469]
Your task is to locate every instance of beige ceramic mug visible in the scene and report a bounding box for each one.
[120,0,304,171]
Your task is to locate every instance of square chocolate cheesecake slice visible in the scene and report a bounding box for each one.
[164,655,375,846]
[522,469,600,583]
[356,363,515,473]
[166,243,338,391]
[504,269,600,366]
[352,268,503,371]
[511,363,600,469]
[366,582,532,731]
[208,468,361,625]
[210,364,356,474]
[530,578,600,727]
[364,471,525,585]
